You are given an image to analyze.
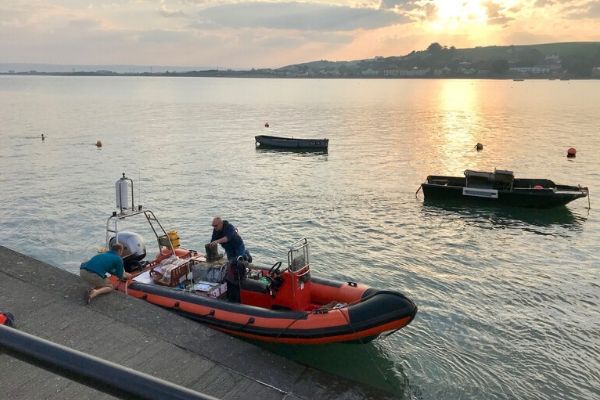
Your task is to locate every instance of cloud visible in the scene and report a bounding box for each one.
[566,0,600,18]
[379,0,420,10]
[1,0,599,69]
[256,30,354,48]
[589,1,600,16]
[160,7,185,18]
[485,1,514,25]
[532,0,600,19]
[194,2,409,31]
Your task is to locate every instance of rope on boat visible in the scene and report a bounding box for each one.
[274,312,308,340]
[271,295,364,340]
[588,189,591,209]
[272,291,370,340]
[415,185,422,198]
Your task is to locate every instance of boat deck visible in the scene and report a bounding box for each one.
[0,246,396,400]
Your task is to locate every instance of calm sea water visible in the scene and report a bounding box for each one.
[1,76,599,399]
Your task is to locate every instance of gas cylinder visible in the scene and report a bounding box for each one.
[115,174,130,211]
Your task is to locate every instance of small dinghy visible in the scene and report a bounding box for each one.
[105,174,417,344]
[420,169,588,208]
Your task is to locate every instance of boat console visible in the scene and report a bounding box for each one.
[464,169,514,190]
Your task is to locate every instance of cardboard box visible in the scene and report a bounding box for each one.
[193,281,227,298]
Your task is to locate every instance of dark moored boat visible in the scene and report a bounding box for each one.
[421,169,588,208]
[255,135,328,151]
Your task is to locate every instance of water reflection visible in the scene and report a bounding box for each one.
[255,146,328,156]
[421,198,584,234]
[436,81,484,173]
[256,341,409,397]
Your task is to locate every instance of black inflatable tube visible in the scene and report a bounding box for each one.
[174,290,417,340]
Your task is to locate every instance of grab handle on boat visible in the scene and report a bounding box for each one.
[240,317,255,330]
[295,266,310,277]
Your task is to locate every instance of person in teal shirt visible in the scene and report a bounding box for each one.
[80,243,132,304]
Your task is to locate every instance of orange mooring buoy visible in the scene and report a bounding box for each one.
[96,140,102,148]
[567,147,576,158]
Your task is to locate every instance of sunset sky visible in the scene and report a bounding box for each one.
[1,1,599,69]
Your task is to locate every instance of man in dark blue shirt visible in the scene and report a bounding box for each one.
[209,217,250,261]
[209,217,252,302]
[80,243,132,304]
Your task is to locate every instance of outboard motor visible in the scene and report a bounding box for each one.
[110,231,147,272]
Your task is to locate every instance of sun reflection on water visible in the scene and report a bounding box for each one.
[434,80,486,174]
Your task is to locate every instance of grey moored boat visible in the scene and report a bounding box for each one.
[255,135,328,151]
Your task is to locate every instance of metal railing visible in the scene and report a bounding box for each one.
[0,324,218,400]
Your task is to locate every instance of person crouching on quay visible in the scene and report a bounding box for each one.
[80,243,132,304]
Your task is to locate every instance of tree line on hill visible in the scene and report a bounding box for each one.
[270,42,600,79]
[419,42,600,77]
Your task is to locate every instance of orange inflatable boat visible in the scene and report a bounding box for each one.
[105,175,417,344]
[109,238,416,344]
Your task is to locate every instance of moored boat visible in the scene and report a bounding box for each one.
[255,135,328,151]
[105,174,416,344]
[421,169,588,208]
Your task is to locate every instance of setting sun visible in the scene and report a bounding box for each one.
[430,0,488,31]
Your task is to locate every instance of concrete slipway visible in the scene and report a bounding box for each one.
[0,246,398,400]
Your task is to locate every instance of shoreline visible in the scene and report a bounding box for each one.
[0,72,591,80]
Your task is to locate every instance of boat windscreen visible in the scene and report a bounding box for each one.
[288,239,309,271]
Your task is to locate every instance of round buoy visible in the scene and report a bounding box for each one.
[567,147,576,158]
[475,143,483,151]
[264,122,270,128]
[96,140,102,148]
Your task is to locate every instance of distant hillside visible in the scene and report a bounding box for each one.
[2,42,600,79]
[274,42,600,78]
